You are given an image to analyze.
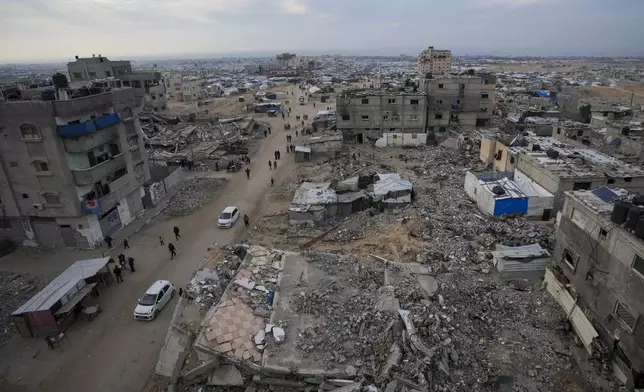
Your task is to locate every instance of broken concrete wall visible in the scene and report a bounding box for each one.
[554,204,644,371]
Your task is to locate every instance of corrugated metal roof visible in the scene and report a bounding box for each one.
[290,182,337,206]
[295,146,311,153]
[13,257,111,315]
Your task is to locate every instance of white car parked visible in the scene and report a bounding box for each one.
[133,280,175,321]
[218,206,240,228]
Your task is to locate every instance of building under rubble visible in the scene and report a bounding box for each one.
[551,188,644,388]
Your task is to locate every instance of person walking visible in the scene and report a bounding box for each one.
[168,243,177,260]
[104,235,113,249]
[264,129,267,138]
[243,214,249,228]
[215,161,219,171]
[269,160,272,170]
[273,160,277,169]
[114,265,123,283]
[277,150,281,160]
[128,257,135,272]
[282,112,285,120]
[295,130,298,137]
[118,253,126,269]
[123,238,130,249]
[271,177,274,187]
[268,127,271,135]
[173,226,181,240]
[159,236,164,246]
[245,167,251,179]
[286,144,290,154]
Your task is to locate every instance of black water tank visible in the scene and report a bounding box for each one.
[634,196,644,206]
[546,149,560,159]
[625,206,643,231]
[40,89,56,101]
[622,126,631,136]
[612,201,631,224]
[635,217,644,240]
[492,186,506,196]
[52,73,69,89]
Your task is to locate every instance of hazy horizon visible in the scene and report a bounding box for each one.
[2,0,643,64]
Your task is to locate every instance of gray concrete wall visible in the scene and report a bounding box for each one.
[554,196,644,369]
[0,101,81,219]
[424,76,495,127]
[336,94,426,142]
[0,88,151,247]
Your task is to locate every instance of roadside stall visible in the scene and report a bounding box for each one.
[12,257,113,338]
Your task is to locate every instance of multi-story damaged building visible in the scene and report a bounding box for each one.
[417,47,452,76]
[423,75,496,131]
[553,189,644,387]
[482,136,644,213]
[120,72,167,112]
[0,88,151,248]
[165,77,205,102]
[67,55,133,82]
[335,89,427,144]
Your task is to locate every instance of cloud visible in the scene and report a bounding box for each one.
[390,22,400,27]
[278,0,309,14]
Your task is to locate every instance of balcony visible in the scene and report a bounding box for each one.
[57,121,97,137]
[94,113,120,129]
[63,128,118,153]
[98,180,134,212]
[72,153,126,185]
[53,92,114,118]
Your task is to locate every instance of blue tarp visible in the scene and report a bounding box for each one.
[56,121,97,137]
[536,91,550,97]
[494,197,528,216]
[94,113,120,129]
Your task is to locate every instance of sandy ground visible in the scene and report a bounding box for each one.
[0,84,324,392]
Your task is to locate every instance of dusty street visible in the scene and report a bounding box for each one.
[0,84,325,392]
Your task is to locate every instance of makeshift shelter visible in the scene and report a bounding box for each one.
[289,182,337,225]
[369,174,413,208]
[492,244,550,280]
[294,145,311,162]
[12,257,112,337]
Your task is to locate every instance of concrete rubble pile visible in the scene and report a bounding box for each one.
[0,271,46,346]
[299,148,394,184]
[290,252,398,369]
[162,177,227,217]
[142,115,270,168]
[402,146,554,265]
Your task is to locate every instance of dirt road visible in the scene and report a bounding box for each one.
[0,84,325,392]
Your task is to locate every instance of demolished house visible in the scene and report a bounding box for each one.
[294,133,343,162]
[141,112,268,169]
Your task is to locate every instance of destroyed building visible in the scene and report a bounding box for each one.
[67,54,132,82]
[0,87,151,248]
[336,89,427,143]
[142,114,268,168]
[165,76,206,102]
[552,187,644,388]
[423,74,497,130]
[481,136,644,212]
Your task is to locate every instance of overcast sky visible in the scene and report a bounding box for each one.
[1,0,643,63]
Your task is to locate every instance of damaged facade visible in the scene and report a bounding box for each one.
[423,74,497,130]
[336,89,427,143]
[0,88,151,248]
[552,188,644,388]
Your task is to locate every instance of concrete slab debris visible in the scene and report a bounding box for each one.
[207,364,244,386]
